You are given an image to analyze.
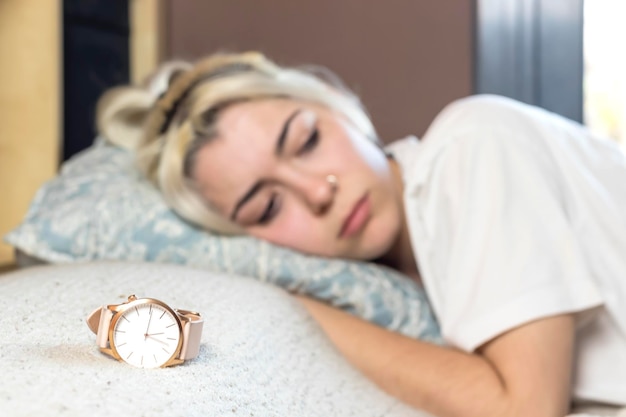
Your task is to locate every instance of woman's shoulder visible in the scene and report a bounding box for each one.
[420,94,571,159]
[443,94,524,111]
[424,94,540,138]
[387,95,567,184]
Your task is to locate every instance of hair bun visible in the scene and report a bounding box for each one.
[143,60,194,100]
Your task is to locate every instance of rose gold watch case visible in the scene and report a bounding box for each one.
[105,296,186,368]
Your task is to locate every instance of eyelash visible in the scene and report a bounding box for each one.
[258,193,279,225]
[298,128,319,155]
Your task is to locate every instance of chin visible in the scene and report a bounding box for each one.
[354,218,400,261]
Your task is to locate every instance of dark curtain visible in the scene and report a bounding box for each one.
[63,0,130,161]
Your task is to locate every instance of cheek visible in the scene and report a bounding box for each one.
[348,140,389,175]
[323,137,388,181]
[331,119,386,162]
[248,207,327,252]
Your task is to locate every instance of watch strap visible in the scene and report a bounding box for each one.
[176,309,203,360]
[86,306,114,349]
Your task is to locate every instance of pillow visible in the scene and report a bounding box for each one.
[0,262,430,416]
[4,139,441,343]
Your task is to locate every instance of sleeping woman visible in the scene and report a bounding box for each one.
[96,52,626,417]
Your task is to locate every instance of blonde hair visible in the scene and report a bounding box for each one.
[96,52,377,234]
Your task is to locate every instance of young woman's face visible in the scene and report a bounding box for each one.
[192,98,404,261]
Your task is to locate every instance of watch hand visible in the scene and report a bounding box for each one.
[146,335,169,346]
[147,332,164,336]
[144,306,154,340]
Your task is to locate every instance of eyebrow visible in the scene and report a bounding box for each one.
[230,108,302,221]
[275,109,302,156]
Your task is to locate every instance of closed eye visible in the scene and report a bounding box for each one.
[258,193,280,225]
[297,128,319,155]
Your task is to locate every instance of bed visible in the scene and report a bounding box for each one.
[2,140,624,416]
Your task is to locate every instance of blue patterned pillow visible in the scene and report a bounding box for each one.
[5,138,441,343]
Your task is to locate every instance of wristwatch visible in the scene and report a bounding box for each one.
[86,295,203,368]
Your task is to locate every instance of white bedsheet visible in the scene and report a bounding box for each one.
[0,261,428,417]
[0,261,622,417]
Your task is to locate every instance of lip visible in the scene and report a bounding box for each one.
[339,194,371,239]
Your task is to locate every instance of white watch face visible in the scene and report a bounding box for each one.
[111,302,182,368]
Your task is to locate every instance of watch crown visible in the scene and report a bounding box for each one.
[128,294,137,302]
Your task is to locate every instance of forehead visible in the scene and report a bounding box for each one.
[191,99,302,209]
[217,98,302,135]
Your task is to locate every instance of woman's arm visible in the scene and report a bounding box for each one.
[294,295,575,417]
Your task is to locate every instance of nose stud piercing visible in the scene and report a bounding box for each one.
[326,174,338,191]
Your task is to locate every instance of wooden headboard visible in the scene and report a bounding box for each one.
[0,1,61,265]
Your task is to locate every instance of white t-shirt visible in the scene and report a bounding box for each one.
[386,95,626,405]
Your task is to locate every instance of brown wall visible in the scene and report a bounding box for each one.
[165,0,474,142]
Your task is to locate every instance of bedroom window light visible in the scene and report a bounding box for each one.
[583,0,626,150]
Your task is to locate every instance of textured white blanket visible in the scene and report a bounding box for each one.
[0,262,429,416]
[0,262,623,417]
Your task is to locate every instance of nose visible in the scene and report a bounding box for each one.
[292,173,337,215]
